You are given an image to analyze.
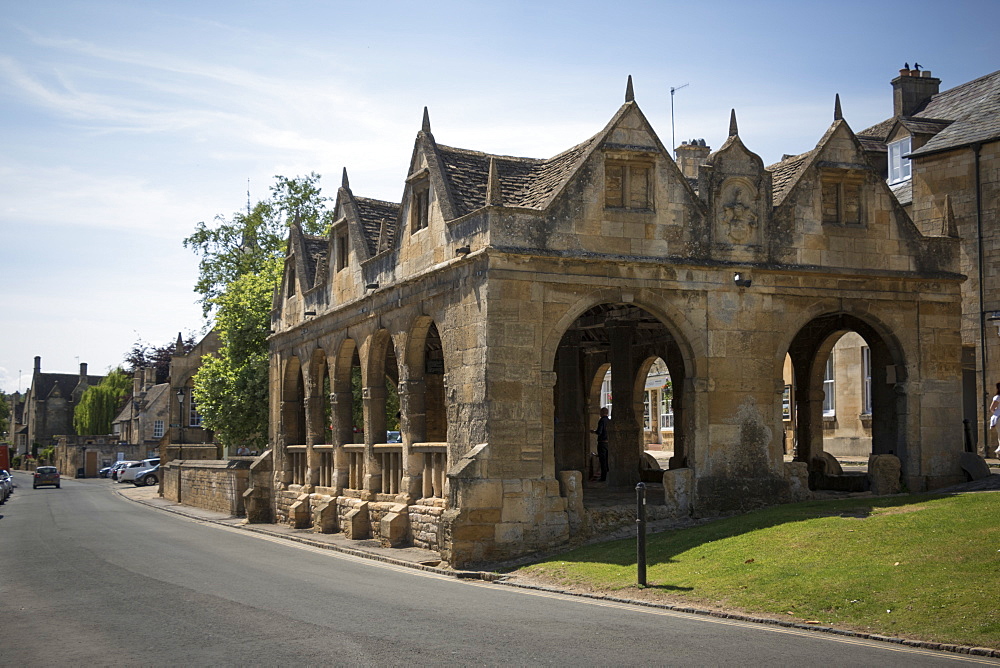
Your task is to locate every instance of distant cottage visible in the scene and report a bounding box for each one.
[251,68,995,568]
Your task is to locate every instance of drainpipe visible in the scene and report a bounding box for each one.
[974,143,987,456]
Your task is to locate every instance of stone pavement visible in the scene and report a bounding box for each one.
[113,483,488,579]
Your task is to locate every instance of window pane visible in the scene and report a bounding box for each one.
[823,354,836,416]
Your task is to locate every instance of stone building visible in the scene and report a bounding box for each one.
[111,366,170,452]
[17,357,104,455]
[261,76,967,568]
[785,66,1000,459]
[161,330,219,460]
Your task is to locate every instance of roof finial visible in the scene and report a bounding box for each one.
[175,332,184,355]
[834,93,843,121]
[486,157,503,206]
[625,75,634,103]
[728,109,738,137]
[421,106,431,134]
[341,167,350,190]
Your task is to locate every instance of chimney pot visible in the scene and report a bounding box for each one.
[79,362,87,378]
[34,356,41,373]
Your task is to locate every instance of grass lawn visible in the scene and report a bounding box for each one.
[513,492,1000,649]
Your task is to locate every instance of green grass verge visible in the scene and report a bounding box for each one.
[514,492,1000,648]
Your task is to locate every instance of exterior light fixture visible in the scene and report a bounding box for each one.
[456,245,471,255]
[366,283,379,291]
[304,310,317,316]
[734,272,752,288]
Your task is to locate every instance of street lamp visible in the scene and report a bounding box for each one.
[176,387,185,446]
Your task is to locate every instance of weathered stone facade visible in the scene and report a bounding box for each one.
[262,77,967,568]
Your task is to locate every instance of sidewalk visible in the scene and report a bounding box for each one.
[113,483,492,579]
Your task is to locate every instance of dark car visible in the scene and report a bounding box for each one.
[133,464,160,487]
[99,466,113,478]
[33,466,61,489]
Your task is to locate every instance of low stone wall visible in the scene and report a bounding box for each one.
[162,459,251,516]
[410,500,446,550]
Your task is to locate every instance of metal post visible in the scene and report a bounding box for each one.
[636,482,647,587]
[963,418,973,453]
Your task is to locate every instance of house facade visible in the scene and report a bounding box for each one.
[259,75,967,568]
[18,357,104,455]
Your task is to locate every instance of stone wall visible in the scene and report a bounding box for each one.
[162,459,251,516]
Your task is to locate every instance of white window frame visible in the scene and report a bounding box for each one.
[823,354,836,417]
[153,420,165,438]
[643,391,652,431]
[888,136,912,184]
[188,399,202,428]
[861,346,872,415]
[660,391,674,431]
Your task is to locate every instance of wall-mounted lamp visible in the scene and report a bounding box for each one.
[304,310,317,316]
[456,245,471,255]
[365,282,379,291]
[734,272,752,288]
[988,311,1000,336]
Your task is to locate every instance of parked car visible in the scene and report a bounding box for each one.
[99,466,113,478]
[133,464,160,487]
[0,469,12,501]
[119,458,160,484]
[33,466,61,489]
[110,461,136,481]
[386,430,401,443]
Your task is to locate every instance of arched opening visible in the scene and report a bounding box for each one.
[552,303,690,493]
[404,317,449,500]
[281,355,307,485]
[332,338,363,490]
[367,330,402,495]
[786,313,904,491]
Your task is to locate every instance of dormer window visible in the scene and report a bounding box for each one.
[888,137,912,184]
[821,168,865,227]
[286,267,296,297]
[411,181,429,233]
[605,161,652,210]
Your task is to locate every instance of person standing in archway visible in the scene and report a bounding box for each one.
[592,407,611,481]
[990,383,1000,458]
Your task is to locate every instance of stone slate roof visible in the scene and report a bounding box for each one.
[766,150,814,206]
[33,373,105,401]
[302,235,327,286]
[436,133,600,217]
[890,180,913,206]
[355,197,401,256]
[859,69,1000,157]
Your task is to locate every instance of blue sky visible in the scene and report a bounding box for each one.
[1,0,997,394]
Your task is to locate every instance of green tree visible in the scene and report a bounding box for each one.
[192,259,281,450]
[73,369,132,435]
[184,174,332,316]
[0,391,10,439]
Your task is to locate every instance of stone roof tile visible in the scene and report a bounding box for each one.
[355,197,401,256]
[766,150,814,206]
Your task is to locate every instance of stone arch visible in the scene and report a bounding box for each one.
[540,287,702,381]
[549,298,696,490]
[404,316,448,444]
[784,311,907,489]
[281,355,306,447]
[308,347,331,445]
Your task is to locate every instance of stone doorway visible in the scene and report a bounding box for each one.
[552,303,691,493]
[786,313,905,491]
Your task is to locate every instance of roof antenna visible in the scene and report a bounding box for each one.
[670,83,689,159]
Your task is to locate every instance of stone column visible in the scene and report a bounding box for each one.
[303,395,320,488]
[607,321,641,486]
[554,337,587,475]
[794,388,825,465]
[666,349,687,469]
[399,378,426,499]
[362,383,387,494]
[330,391,353,490]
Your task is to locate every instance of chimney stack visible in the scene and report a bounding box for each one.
[133,369,143,398]
[145,366,156,390]
[34,356,41,373]
[79,362,88,379]
[892,68,940,117]
[675,139,711,180]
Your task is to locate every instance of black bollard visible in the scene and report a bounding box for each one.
[636,482,647,587]
[963,418,973,454]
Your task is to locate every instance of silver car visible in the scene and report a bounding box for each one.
[0,470,12,502]
[119,458,160,484]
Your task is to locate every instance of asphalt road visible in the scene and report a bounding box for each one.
[1,472,994,667]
